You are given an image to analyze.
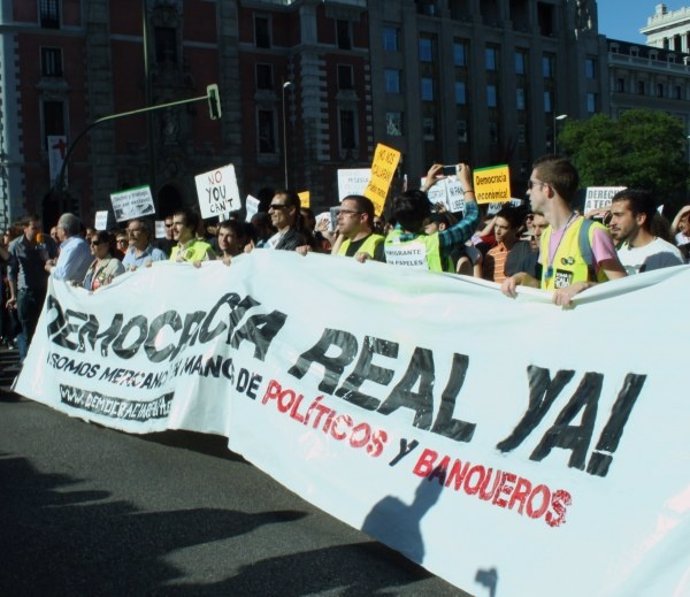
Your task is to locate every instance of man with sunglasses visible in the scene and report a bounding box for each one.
[333,195,385,262]
[501,155,625,306]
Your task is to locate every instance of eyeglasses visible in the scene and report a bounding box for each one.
[91,240,103,246]
[269,204,288,210]
[527,180,547,190]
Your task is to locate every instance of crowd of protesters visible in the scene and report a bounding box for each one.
[1,154,688,371]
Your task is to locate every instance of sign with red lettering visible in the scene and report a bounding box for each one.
[194,164,241,220]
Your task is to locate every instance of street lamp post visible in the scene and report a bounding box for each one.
[282,80,292,189]
[553,113,568,155]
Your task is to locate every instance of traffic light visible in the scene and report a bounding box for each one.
[207,84,222,120]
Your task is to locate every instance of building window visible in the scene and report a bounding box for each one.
[257,109,276,154]
[637,80,645,95]
[255,16,271,48]
[337,20,352,50]
[542,54,554,78]
[675,85,683,100]
[453,41,467,67]
[338,65,354,90]
[486,46,498,71]
[339,109,357,150]
[515,51,526,75]
[421,77,434,101]
[383,26,399,52]
[489,122,499,145]
[656,83,664,98]
[516,87,526,110]
[419,37,433,62]
[517,124,527,144]
[455,81,466,105]
[43,99,65,147]
[386,111,403,136]
[256,64,273,90]
[155,27,177,64]
[487,84,497,108]
[423,116,435,140]
[544,90,553,113]
[585,58,596,79]
[457,120,468,143]
[41,47,63,77]
[586,93,597,113]
[384,69,401,94]
[40,0,59,29]
[616,78,625,93]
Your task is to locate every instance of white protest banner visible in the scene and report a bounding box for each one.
[194,164,241,220]
[94,210,109,231]
[338,168,371,200]
[48,135,68,186]
[584,186,626,214]
[110,186,155,222]
[245,194,260,223]
[14,255,689,597]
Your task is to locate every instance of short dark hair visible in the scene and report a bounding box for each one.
[127,218,151,238]
[532,155,579,204]
[391,189,431,233]
[172,207,200,232]
[611,189,656,231]
[494,206,523,230]
[342,195,375,224]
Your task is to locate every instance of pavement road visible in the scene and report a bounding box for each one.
[0,395,472,596]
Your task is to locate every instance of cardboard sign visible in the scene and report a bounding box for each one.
[337,168,371,200]
[298,191,310,208]
[109,186,155,223]
[364,143,401,216]
[194,164,241,220]
[473,164,511,205]
[154,220,167,239]
[584,187,626,214]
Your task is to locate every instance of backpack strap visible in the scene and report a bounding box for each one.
[578,217,595,280]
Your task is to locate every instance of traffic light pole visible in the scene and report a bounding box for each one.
[54,84,221,193]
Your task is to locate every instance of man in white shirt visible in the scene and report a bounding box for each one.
[608,189,685,274]
[44,213,92,283]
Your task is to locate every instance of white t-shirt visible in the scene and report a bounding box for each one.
[617,237,685,275]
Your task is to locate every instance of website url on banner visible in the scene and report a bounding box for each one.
[59,384,173,421]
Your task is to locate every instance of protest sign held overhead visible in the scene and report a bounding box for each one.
[298,191,310,208]
[110,186,155,222]
[338,168,371,201]
[364,143,401,216]
[94,210,109,231]
[584,186,626,214]
[473,164,511,205]
[194,164,241,219]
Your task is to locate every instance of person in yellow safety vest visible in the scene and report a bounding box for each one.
[331,195,385,262]
[384,163,479,273]
[501,155,626,306]
[169,207,216,264]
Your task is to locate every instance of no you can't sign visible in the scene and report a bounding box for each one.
[194,164,241,219]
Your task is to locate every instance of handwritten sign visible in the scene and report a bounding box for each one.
[421,177,465,213]
[109,186,155,223]
[337,168,371,200]
[245,195,260,223]
[364,143,401,216]
[473,164,511,205]
[194,164,241,220]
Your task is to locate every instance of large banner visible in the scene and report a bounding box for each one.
[15,254,689,596]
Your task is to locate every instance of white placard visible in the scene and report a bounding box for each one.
[422,177,466,213]
[245,194,260,223]
[109,186,155,223]
[584,186,626,214]
[487,197,524,216]
[194,164,241,220]
[338,168,371,200]
[155,220,166,239]
[94,210,109,231]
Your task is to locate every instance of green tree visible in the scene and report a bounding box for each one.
[558,109,689,207]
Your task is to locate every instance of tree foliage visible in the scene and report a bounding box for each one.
[558,109,689,206]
